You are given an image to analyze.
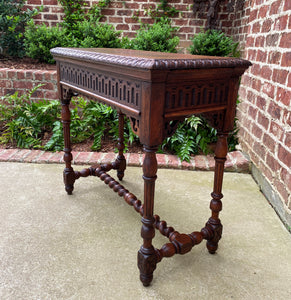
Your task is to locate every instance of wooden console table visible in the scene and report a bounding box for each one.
[51,47,251,286]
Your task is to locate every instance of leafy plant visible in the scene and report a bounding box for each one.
[68,21,125,49]
[0,86,138,152]
[189,29,240,57]
[129,18,179,53]
[24,21,69,64]
[0,0,40,57]
[0,85,60,148]
[24,0,123,63]
[160,116,217,162]
[57,0,86,31]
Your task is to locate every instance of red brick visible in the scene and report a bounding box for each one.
[284,132,291,148]
[266,33,279,47]
[255,35,265,47]
[258,112,270,130]
[27,0,42,4]
[156,154,167,168]
[258,5,269,18]
[277,87,291,106]
[128,153,142,166]
[268,102,282,119]
[268,51,281,64]
[280,32,291,48]
[270,0,281,15]
[256,50,267,63]
[284,0,291,11]
[263,133,276,152]
[281,52,291,67]
[109,17,124,23]
[282,110,291,127]
[181,158,194,170]
[43,0,58,4]
[17,71,25,80]
[274,15,288,31]
[252,21,261,33]
[44,91,58,100]
[249,9,258,22]
[88,152,103,165]
[74,151,93,165]
[0,149,19,161]
[116,24,129,30]
[48,152,63,163]
[194,155,207,170]
[250,63,261,76]
[167,154,180,169]
[36,151,54,163]
[260,65,272,80]
[253,141,266,158]
[261,19,272,33]
[246,36,255,47]
[252,123,263,139]
[288,73,291,88]
[100,9,115,16]
[256,96,267,110]
[262,82,275,98]
[13,81,33,89]
[248,105,257,120]
[7,71,16,79]
[270,121,284,140]
[22,150,43,162]
[25,71,34,80]
[280,167,291,192]
[8,149,31,162]
[252,78,262,91]
[205,155,215,171]
[266,153,280,172]
[272,69,288,84]
[278,144,291,167]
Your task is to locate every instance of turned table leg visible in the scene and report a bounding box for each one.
[202,133,228,254]
[138,146,158,286]
[61,95,75,195]
[115,113,126,181]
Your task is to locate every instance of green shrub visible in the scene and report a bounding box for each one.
[129,18,179,53]
[189,29,240,57]
[0,0,40,57]
[24,21,69,64]
[24,17,124,63]
[68,21,125,49]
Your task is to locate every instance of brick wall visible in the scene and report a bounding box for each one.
[236,0,291,226]
[24,0,241,48]
[0,68,58,100]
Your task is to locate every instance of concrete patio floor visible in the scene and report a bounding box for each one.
[0,162,290,299]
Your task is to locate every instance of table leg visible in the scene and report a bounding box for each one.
[61,97,75,195]
[202,133,228,254]
[138,146,158,286]
[116,113,126,181]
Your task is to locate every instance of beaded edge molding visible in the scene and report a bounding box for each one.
[51,48,252,70]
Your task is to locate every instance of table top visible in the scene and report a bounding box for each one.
[51,48,251,71]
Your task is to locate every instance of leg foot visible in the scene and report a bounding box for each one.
[63,166,75,195]
[138,246,157,286]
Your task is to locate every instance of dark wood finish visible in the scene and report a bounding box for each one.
[51,47,251,286]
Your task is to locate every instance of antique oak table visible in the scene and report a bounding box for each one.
[51,47,251,286]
